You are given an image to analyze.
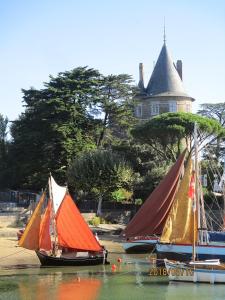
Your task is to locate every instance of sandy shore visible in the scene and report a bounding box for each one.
[0,224,125,268]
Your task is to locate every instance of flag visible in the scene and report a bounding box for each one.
[188,171,195,199]
[188,171,196,212]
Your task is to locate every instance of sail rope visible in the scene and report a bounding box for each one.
[204,202,223,229]
[204,162,224,230]
[198,135,224,231]
[0,248,28,261]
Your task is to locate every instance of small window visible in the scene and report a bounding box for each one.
[135,104,142,118]
[169,101,177,112]
[186,104,190,112]
[151,103,159,115]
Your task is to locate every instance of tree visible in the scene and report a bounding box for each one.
[68,150,135,215]
[198,103,225,160]
[0,114,9,188]
[112,141,169,201]
[198,103,225,126]
[9,67,102,189]
[131,112,225,161]
[90,74,137,147]
[9,67,136,190]
[0,114,8,142]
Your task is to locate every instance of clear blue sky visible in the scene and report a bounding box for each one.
[1,0,225,121]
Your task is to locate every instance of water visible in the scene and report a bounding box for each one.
[0,253,225,300]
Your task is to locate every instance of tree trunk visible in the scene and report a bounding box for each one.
[97,112,109,147]
[97,195,103,216]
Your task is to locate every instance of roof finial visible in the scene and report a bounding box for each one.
[163,17,166,44]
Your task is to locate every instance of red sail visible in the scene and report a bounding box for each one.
[124,150,186,237]
[56,194,102,252]
[39,200,52,251]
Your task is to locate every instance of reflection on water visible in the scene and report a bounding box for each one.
[19,276,101,300]
[0,253,225,300]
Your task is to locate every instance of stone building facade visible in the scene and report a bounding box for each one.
[135,42,195,120]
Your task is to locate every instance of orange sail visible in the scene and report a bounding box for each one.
[39,199,52,251]
[18,192,46,250]
[56,194,102,252]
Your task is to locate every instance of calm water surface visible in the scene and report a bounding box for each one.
[0,253,225,300]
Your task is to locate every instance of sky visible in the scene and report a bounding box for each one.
[1,0,225,121]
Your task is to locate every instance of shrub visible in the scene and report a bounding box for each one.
[89,216,101,227]
[135,198,143,205]
[111,188,133,202]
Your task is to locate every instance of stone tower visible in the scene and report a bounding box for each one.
[135,41,195,120]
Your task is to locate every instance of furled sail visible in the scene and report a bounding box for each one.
[124,150,186,238]
[18,192,46,250]
[160,158,197,244]
[56,194,102,252]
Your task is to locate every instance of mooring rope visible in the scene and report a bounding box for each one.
[0,248,27,261]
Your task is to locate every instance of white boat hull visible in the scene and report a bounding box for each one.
[164,259,225,283]
[156,243,225,262]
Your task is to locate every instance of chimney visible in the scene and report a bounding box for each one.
[176,60,182,80]
[138,63,145,90]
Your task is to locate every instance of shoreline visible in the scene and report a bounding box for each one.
[0,224,125,269]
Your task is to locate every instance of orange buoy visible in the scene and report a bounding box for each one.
[111,264,117,271]
[117,258,122,263]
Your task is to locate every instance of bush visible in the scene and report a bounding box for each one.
[135,198,143,205]
[89,216,101,227]
[111,188,133,202]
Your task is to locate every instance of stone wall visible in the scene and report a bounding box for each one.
[135,95,193,120]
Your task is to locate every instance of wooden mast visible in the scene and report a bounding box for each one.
[192,122,199,262]
[49,174,58,255]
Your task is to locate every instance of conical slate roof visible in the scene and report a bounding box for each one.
[146,43,189,97]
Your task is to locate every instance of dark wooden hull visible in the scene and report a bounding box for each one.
[123,238,158,254]
[124,243,156,254]
[36,251,108,266]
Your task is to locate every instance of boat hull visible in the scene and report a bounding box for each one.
[164,259,225,283]
[123,238,158,254]
[36,251,107,267]
[156,243,225,262]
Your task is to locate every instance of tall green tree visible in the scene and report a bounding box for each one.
[90,74,137,147]
[131,112,225,161]
[8,67,136,190]
[198,103,225,160]
[10,67,102,189]
[68,150,135,215]
[0,114,9,188]
[112,141,168,201]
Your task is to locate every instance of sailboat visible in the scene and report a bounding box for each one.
[18,175,109,266]
[156,155,225,262]
[162,124,225,283]
[122,150,186,253]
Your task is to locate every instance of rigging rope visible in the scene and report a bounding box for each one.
[0,248,28,261]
